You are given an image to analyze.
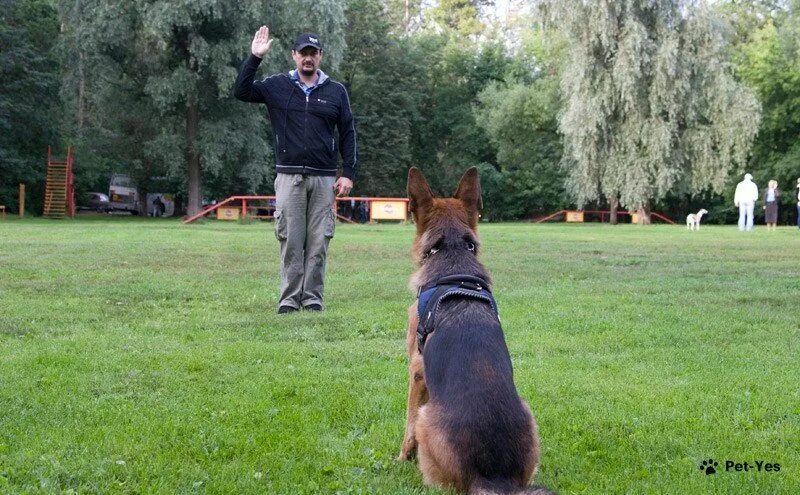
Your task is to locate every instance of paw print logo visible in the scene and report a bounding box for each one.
[700,459,718,475]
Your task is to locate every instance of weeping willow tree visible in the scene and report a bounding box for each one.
[541,0,761,223]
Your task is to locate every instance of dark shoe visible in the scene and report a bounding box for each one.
[304,304,323,312]
[277,306,298,314]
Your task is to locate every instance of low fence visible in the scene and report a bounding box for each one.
[535,210,676,224]
[182,196,409,224]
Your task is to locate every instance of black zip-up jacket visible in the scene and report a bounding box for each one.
[234,54,357,180]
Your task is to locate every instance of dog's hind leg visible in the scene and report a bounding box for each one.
[399,352,427,460]
[416,404,464,491]
[518,400,542,486]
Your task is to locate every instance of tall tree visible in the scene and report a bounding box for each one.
[720,1,800,222]
[57,0,168,208]
[137,0,346,216]
[429,0,493,37]
[542,0,761,223]
[475,27,566,220]
[337,0,424,196]
[58,0,347,216]
[384,0,423,34]
[0,0,61,214]
[408,32,510,194]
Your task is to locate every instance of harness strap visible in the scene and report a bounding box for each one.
[416,275,499,353]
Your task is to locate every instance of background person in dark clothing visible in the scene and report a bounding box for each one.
[152,196,165,217]
[234,26,358,314]
[796,178,800,229]
[763,180,780,231]
[357,201,368,223]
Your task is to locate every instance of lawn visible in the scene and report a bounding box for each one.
[1,217,798,494]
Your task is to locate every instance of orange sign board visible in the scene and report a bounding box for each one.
[217,207,240,220]
[370,200,407,221]
[566,211,584,223]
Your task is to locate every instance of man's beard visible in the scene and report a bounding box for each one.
[300,64,316,77]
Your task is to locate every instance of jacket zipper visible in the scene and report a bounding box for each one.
[303,93,309,172]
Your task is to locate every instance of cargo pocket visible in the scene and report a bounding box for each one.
[324,207,336,239]
[274,209,287,241]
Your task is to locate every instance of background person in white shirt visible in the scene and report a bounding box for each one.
[734,173,759,231]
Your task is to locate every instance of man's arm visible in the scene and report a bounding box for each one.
[749,183,760,202]
[337,84,357,181]
[233,56,267,103]
[233,26,274,103]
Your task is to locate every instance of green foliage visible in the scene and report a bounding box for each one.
[56,0,346,212]
[543,0,761,213]
[407,32,509,195]
[336,0,425,197]
[8,0,791,222]
[429,0,489,36]
[383,0,423,34]
[471,20,567,220]
[0,0,61,214]
[13,0,550,218]
[719,1,800,222]
[476,78,565,220]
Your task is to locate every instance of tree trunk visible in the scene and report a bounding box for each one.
[138,159,152,216]
[78,52,85,130]
[636,204,652,225]
[186,96,201,217]
[609,195,619,225]
[75,0,85,131]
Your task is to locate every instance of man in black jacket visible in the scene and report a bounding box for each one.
[235,26,357,314]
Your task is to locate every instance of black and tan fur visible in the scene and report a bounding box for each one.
[398,167,552,494]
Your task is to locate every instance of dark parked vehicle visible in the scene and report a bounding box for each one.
[80,192,111,213]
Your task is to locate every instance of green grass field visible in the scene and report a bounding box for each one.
[1,218,798,494]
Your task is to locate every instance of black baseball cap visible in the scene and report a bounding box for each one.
[293,33,322,51]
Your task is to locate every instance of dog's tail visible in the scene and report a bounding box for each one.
[469,476,555,495]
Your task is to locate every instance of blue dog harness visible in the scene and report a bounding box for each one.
[416,274,499,352]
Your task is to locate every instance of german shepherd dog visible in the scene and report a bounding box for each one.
[399,167,552,494]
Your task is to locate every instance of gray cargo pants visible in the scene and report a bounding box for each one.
[273,173,336,310]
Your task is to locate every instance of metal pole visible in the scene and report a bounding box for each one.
[19,183,25,217]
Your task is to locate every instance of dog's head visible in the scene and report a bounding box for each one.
[407,167,483,265]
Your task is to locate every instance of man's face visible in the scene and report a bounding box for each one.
[292,47,322,77]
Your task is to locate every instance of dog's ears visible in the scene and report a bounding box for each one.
[407,167,434,220]
[453,167,483,216]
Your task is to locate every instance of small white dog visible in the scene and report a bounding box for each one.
[686,209,708,231]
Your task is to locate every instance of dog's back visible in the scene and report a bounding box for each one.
[423,300,538,492]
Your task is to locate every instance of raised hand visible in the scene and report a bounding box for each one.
[251,26,274,58]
